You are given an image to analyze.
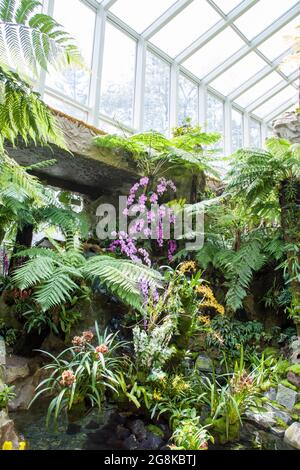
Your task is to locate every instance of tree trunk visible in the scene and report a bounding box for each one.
[8,224,34,273]
[190,171,206,204]
[279,179,300,332]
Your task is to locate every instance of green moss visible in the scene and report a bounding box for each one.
[281,379,297,391]
[291,413,300,421]
[276,360,290,376]
[147,424,164,438]
[293,403,300,411]
[208,417,240,445]
[260,381,272,392]
[275,417,288,429]
[287,364,300,376]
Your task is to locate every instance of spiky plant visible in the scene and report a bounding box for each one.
[226,137,300,331]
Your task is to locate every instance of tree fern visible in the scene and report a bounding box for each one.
[0,0,82,75]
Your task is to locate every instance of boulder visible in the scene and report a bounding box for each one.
[273,111,300,144]
[263,387,277,401]
[0,336,5,366]
[276,384,297,410]
[123,434,139,450]
[127,419,147,441]
[287,371,300,389]
[0,410,19,448]
[195,355,213,372]
[245,410,277,430]
[284,422,300,449]
[4,355,30,384]
[289,339,300,364]
[4,356,44,411]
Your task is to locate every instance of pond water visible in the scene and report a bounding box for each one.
[11,402,295,451]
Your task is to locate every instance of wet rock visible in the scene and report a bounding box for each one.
[85,420,99,430]
[290,339,300,352]
[284,422,300,449]
[106,437,124,449]
[245,410,277,430]
[139,433,164,450]
[127,419,147,441]
[87,429,107,444]
[264,387,277,401]
[276,384,297,410]
[123,434,139,450]
[0,336,5,366]
[40,333,66,354]
[67,423,82,435]
[270,427,285,438]
[0,410,19,448]
[116,424,131,440]
[265,403,292,425]
[287,371,300,389]
[195,355,213,372]
[5,355,30,384]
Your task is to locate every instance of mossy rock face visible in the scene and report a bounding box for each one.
[207,417,240,445]
[280,379,297,392]
[260,380,272,392]
[288,364,300,376]
[147,424,164,438]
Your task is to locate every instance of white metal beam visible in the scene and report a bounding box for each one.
[37,0,54,97]
[227,50,292,101]
[170,63,179,131]
[88,6,107,125]
[101,0,118,10]
[198,84,207,127]
[264,97,298,123]
[246,71,298,113]
[142,0,194,40]
[243,113,250,146]
[176,0,258,63]
[224,99,232,155]
[133,39,147,131]
[203,4,300,84]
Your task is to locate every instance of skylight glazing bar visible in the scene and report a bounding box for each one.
[142,0,194,40]
[203,3,300,84]
[101,0,118,10]
[175,0,259,63]
[265,97,298,122]
[228,50,292,101]
[246,72,298,113]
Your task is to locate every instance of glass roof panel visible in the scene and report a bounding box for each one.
[110,0,176,34]
[150,0,221,58]
[258,18,299,60]
[280,60,298,76]
[235,72,283,107]
[210,52,266,95]
[234,0,298,40]
[254,85,297,117]
[213,0,243,14]
[183,27,244,78]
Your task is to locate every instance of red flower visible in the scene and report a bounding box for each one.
[82,331,94,342]
[60,370,76,387]
[96,344,108,355]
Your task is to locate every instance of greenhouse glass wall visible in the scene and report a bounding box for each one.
[39,0,299,153]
